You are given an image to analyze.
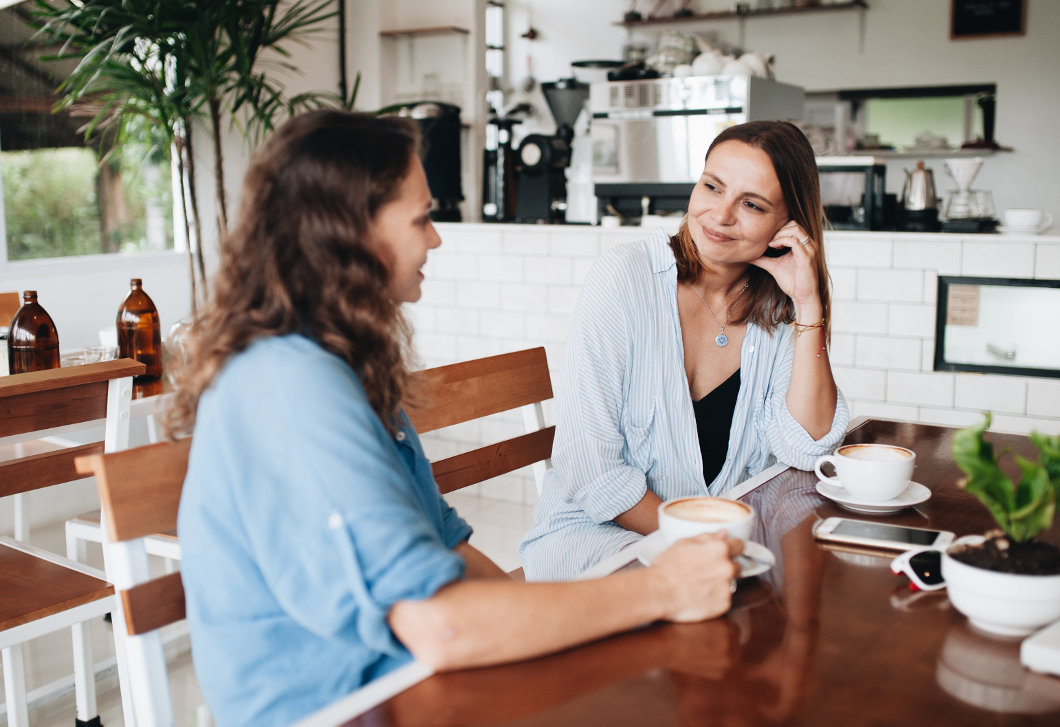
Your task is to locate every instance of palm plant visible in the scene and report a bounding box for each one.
[30,0,340,310]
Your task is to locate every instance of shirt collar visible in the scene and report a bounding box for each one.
[646,228,678,275]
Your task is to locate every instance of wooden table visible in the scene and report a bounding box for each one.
[322,419,1060,727]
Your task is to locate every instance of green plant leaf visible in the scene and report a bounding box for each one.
[952,413,1059,541]
[1008,456,1057,542]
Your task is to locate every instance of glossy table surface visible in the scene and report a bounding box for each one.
[347,419,1060,726]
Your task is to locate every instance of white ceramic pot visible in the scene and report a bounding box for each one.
[942,535,1060,637]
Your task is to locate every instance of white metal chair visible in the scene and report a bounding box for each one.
[0,359,143,727]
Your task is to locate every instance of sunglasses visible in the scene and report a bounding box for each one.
[889,548,946,592]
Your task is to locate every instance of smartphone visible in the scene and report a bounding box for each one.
[812,517,954,552]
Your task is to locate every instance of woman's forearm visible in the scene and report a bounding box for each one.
[389,534,739,672]
[390,571,666,671]
[613,489,665,535]
[785,301,838,441]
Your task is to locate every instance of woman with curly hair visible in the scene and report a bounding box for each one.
[173,110,741,727]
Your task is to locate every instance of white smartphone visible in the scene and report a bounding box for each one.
[813,517,954,552]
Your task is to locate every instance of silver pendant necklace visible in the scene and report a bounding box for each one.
[693,280,749,347]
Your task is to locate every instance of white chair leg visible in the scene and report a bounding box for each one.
[68,527,100,725]
[2,644,30,727]
[146,414,159,444]
[163,557,177,574]
[13,492,30,544]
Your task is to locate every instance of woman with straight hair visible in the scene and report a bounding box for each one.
[520,121,850,582]
[172,109,741,727]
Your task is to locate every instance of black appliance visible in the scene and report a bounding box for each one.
[381,102,463,222]
[817,157,887,231]
[515,78,589,224]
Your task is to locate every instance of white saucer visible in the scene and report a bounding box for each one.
[997,225,1053,236]
[637,530,775,578]
[815,479,931,514]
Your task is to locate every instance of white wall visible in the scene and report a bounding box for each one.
[412,223,1060,506]
[503,0,1060,217]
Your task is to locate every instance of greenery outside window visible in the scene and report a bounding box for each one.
[1,1,176,263]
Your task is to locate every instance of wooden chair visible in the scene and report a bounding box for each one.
[0,291,20,326]
[407,347,555,498]
[75,439,190,727]
[69,348,556,725]
[0,359,144,727]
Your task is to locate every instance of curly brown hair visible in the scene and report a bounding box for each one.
[167,110,421,437]
[669,120,832,342]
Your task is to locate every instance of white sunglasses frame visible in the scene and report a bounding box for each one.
[889,547,947,592]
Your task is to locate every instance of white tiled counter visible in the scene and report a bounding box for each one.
[415,224,1060,511]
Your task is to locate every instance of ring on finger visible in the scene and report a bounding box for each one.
[799,235,810,246]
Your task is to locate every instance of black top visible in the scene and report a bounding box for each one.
[692,368,741,487]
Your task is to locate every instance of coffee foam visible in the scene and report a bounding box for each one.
[664,498,749,523]
[839,444,912,462]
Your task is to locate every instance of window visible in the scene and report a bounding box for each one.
[0,1,176,263]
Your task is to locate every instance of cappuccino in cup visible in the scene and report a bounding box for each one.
[658,496,754,546]
[815,444,915,502]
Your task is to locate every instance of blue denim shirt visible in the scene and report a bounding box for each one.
[178,335,471,727]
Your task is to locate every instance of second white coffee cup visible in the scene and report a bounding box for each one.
[658,496,754,546]
[814,443,916,501]
[1004,208,1053,229]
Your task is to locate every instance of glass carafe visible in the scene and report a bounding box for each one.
[116,278,163,379]
[8,291,61,374]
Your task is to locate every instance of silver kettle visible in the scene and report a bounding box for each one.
[901,161,937,211]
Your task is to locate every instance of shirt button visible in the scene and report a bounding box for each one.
[748,345,754,353]
[396,431,406,442]
[328,513,343,530]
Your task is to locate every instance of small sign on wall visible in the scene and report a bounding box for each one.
[946,285,981,326]
[952,0,1026,40]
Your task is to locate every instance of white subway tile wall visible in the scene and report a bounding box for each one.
[412,225,1060,531]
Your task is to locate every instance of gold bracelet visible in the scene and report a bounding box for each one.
[793,319,824,336]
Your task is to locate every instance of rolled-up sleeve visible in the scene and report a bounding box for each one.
[552,251,652,524]
[762,326,849,470]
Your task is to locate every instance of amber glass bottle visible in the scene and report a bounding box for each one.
[8,291,61,374]
[116,278,163,379]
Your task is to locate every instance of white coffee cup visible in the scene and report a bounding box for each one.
[1004,208,1053,229]
[814,444,916,502]
[657,496,754,546]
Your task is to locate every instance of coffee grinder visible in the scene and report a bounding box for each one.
[515,78,590,224]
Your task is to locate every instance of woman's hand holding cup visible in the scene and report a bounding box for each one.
[649,531,743,622]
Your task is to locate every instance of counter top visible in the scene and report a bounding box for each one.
[436,222,1060,244]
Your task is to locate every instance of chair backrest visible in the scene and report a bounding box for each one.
[407,347,554,495]
[75,437,191,727]
[0,359,145,500]
[0,291,20,326]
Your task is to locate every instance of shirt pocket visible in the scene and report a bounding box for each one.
[622,396,659,477]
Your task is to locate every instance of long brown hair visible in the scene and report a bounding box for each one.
[669,121,832,341]
[167,110,421,436]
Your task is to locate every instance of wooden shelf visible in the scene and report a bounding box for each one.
[380,26,469,38]
[616,1,868,27]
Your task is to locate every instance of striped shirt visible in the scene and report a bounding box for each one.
[518,230,849,581]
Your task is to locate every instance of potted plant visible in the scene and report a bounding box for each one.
[943,413,1060,636]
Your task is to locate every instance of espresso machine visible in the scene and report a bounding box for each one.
[515,78,590,224]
